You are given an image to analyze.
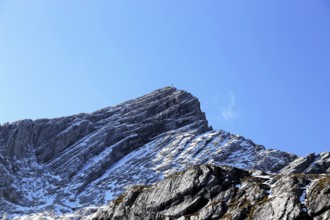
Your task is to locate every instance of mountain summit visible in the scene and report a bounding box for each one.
[0,87,329,219]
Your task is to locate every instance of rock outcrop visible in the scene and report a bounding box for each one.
[280,152,330,175]
[94,164,330,220]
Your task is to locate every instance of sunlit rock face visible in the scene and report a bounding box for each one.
[94,165,330,220]
[0,87,328,219]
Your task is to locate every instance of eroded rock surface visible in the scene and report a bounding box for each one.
[94,165,330,220]
[281,152,330,175]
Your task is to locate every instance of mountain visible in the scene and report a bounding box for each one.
[0,87,329,219]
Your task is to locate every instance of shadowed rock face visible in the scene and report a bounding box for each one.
[94,164,330,220]
[0,87,328,219]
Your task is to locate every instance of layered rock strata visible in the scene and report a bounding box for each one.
[94,164,330,220]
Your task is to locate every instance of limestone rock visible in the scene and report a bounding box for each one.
[281,152,330,175]
[94,164,329,220]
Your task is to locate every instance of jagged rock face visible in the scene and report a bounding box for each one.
[0,87,328,219]
[94,164,330,220]
[308,176,330,219]
[280,152,330,175]
[95,165,250,219]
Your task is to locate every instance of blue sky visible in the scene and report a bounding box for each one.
[1,0,329,156]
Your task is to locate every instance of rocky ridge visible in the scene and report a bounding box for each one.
[0,87,328,219]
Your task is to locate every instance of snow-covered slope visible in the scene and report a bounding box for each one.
[0,87,326,219]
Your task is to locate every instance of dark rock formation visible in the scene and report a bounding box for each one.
[94,164,330,220]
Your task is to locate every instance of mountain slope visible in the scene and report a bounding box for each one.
[0,87,328,219]
[94,164,330,220]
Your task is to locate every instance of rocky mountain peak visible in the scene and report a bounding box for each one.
[0,87,210,218]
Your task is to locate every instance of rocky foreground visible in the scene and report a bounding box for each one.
[0,87,329,219]
[94,164,330,220]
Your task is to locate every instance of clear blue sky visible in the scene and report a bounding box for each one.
[1,1,329,156]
